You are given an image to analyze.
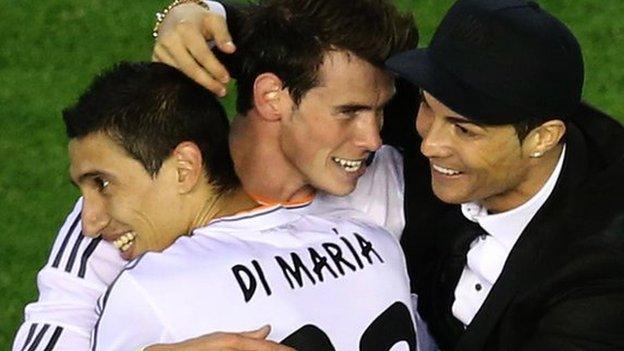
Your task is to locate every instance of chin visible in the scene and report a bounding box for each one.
[319,182,356,197]
[432,186,468,205]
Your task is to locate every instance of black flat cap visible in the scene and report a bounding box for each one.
[386,0,584,124]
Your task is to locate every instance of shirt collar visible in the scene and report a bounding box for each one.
[461,144,567,250]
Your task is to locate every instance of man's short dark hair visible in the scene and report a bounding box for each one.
[512,117,545,142]
[63,62,239,193]
[233,0,418,114]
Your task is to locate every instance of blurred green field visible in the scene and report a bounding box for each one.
[0,0,622,348]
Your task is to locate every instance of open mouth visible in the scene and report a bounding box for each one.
[113,231,136,253]
[331,156,365,173]
[432,164,462,176]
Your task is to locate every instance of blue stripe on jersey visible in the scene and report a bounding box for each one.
[64,232,85,272]
[20,323,37,351]
[51,214,81,268]
[49,209,103,279]
[91,255,145,351]
[209,202,310,226]
[42,326,63,351]
[26,324,49,351]
[78,237,103,278]
[210,206,284,224]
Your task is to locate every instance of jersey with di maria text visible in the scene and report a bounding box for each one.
[92,206,415,350]
[12,145,405,351]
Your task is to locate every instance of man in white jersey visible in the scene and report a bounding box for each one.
[63,61,415,350]
[12,1,419,350]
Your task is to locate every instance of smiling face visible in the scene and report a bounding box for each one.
[69,132,188,260]
[416,91,537,212]
[278,51,395,196]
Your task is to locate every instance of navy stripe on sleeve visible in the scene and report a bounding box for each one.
[78,237,103,278]
[42,326,63,351]
[51,214,81,268]
[20,323,38,351]
[65,232,85,273]
[26,324,49,351]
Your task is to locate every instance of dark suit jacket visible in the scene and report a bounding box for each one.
[393,103,624,351]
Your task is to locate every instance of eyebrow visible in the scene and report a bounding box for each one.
[445,116,485,128]
[334,104,373,113]
[420,90,486,128]
[333,94,396,114]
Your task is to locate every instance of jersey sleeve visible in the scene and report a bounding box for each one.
[12,198,125,351]
[200,1,227,18]
[91,259,168,351]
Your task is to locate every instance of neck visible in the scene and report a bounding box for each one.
[229,112,315,203]
[188,186,258,231]
[482,144,564,213]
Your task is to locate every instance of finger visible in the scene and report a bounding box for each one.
[162,36,227,96]
[239,325,271,339]
[152,45,177,67]
[216,335,295,351]
[180,24,231,84]
[202,14,236,54]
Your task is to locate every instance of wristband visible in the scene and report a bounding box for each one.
[152,0,212,39]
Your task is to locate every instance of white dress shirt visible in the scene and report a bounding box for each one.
[452,145,567,325]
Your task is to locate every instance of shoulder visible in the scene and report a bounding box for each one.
[45,198,123,283]
[311,145,406,237]
[16,199,125,346]
[114,233,235,289]
[368,145,404,177]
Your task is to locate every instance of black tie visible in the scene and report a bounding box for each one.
[440,220,487,337]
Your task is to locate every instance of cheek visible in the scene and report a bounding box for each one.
[285,116,338,160]
[471,142,524,183]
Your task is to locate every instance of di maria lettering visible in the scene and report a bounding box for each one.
[277,229,384,290]
[231,228,385,303]
[231,260,272,302]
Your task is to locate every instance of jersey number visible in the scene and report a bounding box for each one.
[280,302,415,350]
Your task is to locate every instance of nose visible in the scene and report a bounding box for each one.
[81,194,110,238]
[354,113,383,152]
[417,111,451,159]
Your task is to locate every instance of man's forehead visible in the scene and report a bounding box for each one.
[319,51,393,85]
[310,53,395,105]
[68,133,128,180]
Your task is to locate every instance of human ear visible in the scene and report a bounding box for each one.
[252,73,292,121]
[172,141,204,194]
[523,120,566,158]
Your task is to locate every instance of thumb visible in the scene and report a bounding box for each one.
[202,14,236,54]
[240,325,271,339]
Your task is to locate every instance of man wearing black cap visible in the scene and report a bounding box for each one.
[386,0,624,350]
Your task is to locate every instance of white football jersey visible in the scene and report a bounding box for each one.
[12,199,124,351]
[92,205,416,351]
[13,145,405,350]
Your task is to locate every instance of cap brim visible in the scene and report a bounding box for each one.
[386,49,453,102]
[386,49,532,124]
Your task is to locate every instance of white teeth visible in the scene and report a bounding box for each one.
[332,157,364,173]
[432,164,461,176]
[113,232,136,252]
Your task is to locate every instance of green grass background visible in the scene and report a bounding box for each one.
[0,0,622,347]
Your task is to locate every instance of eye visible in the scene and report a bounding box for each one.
[95,177,110,192]
[340,110,360,119]
[455,123,477,137]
